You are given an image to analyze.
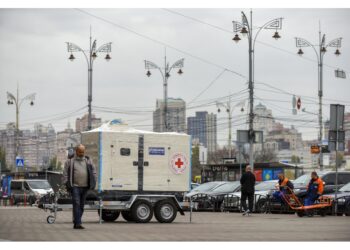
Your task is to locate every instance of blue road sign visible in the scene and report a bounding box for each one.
[16,158,24,167]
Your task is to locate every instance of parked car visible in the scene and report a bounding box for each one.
[293,171,350,199]
[222,180,278,213]
[204,181,241,211]
[184,181,228,210]
[185,181,227,198]
[10,179,53,205]
[322,182,350,216]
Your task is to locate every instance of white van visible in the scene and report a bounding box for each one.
[10,179,53,205]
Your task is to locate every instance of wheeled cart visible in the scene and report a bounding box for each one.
[281,187,333,217]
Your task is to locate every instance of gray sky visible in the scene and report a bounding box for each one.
[0,8,349,145]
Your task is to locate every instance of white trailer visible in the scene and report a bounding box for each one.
[43,120,191,224]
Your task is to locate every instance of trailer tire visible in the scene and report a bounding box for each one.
[121,211,134,222]
[319,208,326,217]
[98,209,120,222]
[296,211,304,217]
[154,200,177,223]
[47,215,55,224]
[131,200,153,223]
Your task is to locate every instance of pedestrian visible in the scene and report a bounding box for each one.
[240,165,256,216]
[272,173,294,204]
[63,144,97,229]
[304,171,324,207]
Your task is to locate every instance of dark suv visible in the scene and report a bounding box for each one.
[293,171,350,198]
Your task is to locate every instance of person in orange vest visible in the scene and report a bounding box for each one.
[272,173,294,203]
[304,171,324,206]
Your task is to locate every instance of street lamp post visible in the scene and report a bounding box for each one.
[7,84,36,170]
[216,98,245,158]
[233,10,283,171]
[144,52,184,132]
[295,32,342,171]
[66,30,112,131]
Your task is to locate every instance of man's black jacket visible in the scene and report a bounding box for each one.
[240,171,256,194]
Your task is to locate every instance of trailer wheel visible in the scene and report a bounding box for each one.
[319,208,326,217]
[296,211,304,217]
[154,200,177,223]
[131,200,153,223]
[121,211,134,222]
[47,215,55,224]
[98,209,120,222]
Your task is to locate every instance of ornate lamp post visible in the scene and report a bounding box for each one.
[144,53,184,132]
[66,31,112,130]
[295,33,342,171]
[233,10,283,170]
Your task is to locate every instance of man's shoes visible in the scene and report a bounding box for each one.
[242,209,251,216]
[74,224,85,229]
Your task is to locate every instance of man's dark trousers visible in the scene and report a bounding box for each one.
[72,186,88,226]
[241,192,254,212]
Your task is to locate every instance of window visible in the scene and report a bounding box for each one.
[10,181,23,190]
[322,173,335,185]
[338,174,350,185]
[120,148,130,156]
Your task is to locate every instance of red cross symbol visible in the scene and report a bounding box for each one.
[175,158,184,168]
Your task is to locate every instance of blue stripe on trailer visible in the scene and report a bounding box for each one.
[98,130,103,193]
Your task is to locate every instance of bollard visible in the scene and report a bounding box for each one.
[24,193,26,207]
[10,196,14,206]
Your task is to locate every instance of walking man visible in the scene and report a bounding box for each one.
[240,165,256,216]
[63,144,96,229]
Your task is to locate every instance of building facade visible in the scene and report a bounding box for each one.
[153,98,186,133]
[75,113,102,132]
[187,111,217,153]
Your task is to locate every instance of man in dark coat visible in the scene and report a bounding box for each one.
[240,165,256,216]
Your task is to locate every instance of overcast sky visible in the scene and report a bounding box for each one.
[0,8,349,145]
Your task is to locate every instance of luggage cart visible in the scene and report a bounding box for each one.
[280,187,333,217]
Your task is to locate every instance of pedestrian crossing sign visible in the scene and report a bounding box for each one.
[16,158,24,167]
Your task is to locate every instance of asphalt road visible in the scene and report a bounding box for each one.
[0,207,349,241]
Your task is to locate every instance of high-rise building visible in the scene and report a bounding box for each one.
[0,123,57,170]
[187,111,217,153]
[253,103,275,136]
[75,113,102,132]
[153,98,186,133]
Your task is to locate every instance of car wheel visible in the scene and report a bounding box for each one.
[256,199,267,213]
[344,200,350,216]
[154,200,177,223]
[130,200,153,223]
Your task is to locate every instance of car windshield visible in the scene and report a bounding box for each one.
[255,181,276,191]
[339,182,350,192]
[26,180,51,190]
[210,182,240,193]
[293,174,310,185]
[192,182,222,192]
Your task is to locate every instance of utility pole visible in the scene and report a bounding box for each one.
[296,26,342,171]
[145,50,184,132]
[233,10,283,171]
